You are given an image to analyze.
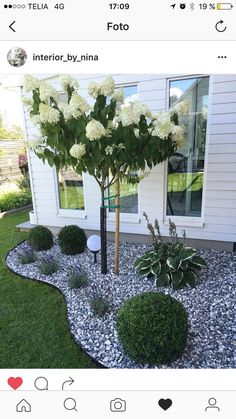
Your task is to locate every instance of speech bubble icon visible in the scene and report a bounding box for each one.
[34,377,49,391]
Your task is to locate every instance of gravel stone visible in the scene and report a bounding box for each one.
[6,240,236,369]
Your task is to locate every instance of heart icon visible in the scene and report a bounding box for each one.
[8,377,23,390]
[158,398,172,411]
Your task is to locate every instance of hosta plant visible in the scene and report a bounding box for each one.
[134,214,207,290]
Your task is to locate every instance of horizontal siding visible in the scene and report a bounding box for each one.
[25,73,236,245]
[208,153,236,163]
[205,199,236,209]
[207,163,236,173]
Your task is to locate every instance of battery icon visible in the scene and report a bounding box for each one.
[217,3,233,9]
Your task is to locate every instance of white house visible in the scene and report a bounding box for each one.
[21,74,236,251]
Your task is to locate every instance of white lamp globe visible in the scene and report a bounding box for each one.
[87,235,101,252]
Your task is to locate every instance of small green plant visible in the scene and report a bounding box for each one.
[38,255,59,275]
[0,190,32,212]
[90,296,110,317]
[17,173,31,191]
[18,249,37,265]
[116,292,188,365]
[134,213,207,290]
[68,268,88,289]
[28,225,54,251]
[58,225,87,255]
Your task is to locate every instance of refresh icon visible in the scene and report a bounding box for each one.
[215,20,227,32]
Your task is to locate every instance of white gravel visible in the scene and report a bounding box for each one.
[6,240,236,369]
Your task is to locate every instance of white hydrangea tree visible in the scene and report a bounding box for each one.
[24,74,188,274]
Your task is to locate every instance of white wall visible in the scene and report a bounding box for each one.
[24,74,236,244]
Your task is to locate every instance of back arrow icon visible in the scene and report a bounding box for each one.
[9,21,16,32]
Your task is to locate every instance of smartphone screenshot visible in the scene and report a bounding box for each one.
[0,1,235,418]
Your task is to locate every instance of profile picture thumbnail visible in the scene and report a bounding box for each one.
[7,47,27,67]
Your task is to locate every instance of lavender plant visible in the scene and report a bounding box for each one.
[38,255,59,275]
[87,283,111,317]
[68,267,88,289]
[18,247,37,265]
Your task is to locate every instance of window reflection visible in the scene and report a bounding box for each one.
[58,167,84,210]
[167,77,209,217]
[109,84,139,214]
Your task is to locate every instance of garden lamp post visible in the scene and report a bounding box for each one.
[87,235,101,264]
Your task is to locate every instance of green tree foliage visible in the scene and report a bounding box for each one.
[0,114,24,140]
[24,75,187,274]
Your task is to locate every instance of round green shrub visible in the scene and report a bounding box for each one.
[116,292,188,365]
[28,225,53,251]
[58,225,87,255]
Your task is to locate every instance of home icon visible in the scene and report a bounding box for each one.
[16,399,31,413]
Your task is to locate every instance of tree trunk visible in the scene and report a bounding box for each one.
[100,187,107,274]
[114,169,120,274]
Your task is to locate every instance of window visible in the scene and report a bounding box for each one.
[167,77,209,217]
[58,167,85,210]
[109,84,139,214]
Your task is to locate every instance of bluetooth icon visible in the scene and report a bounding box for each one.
[190,2,195,10]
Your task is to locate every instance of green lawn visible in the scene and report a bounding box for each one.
[0,209,96,368]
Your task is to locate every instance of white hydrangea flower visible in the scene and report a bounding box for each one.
[171,125,185,145]
[28,136,42,150]
[24,75,40,92]
[30,114,41,126]
[105,145,114,155]
[118,143,125,150]
[58,103,74,121]
[134,128,140,138]
[39,103,60,124]
[111,88,124,103]
[70,143,86,159]
[88,81,100,99]
[88,76,116,98]
[132,102,152,119]
[39,81,58,102]
[107,120,116,129]
[172,100,190,117]
[60,75,79,91]
[118,105,139,126]
[152,112,174,139]
[86,119,106,141]
[70,92,90,115]
[100,76,115,96]
[35,147,45,155]
[22,97,33,107]
[59,94,90,121]
[118,101,152,127]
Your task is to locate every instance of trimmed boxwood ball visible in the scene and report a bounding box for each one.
[58,225,87,255]
[28,225,53,251]
[116,292,188,365]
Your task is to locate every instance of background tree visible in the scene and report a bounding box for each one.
[0,114,24,140]
[24,75,187,274]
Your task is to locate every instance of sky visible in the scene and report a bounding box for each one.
[0,75,25,129]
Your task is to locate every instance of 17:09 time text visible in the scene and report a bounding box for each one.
[109,3,130,9]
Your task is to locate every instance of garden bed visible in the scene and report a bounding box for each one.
[6,239,236,368]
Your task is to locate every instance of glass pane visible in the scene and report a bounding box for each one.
[167,77,209,217]
[58,167,84,210]
[109,85,139,214]
[123,85,138,104]
[109,180,138,214]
